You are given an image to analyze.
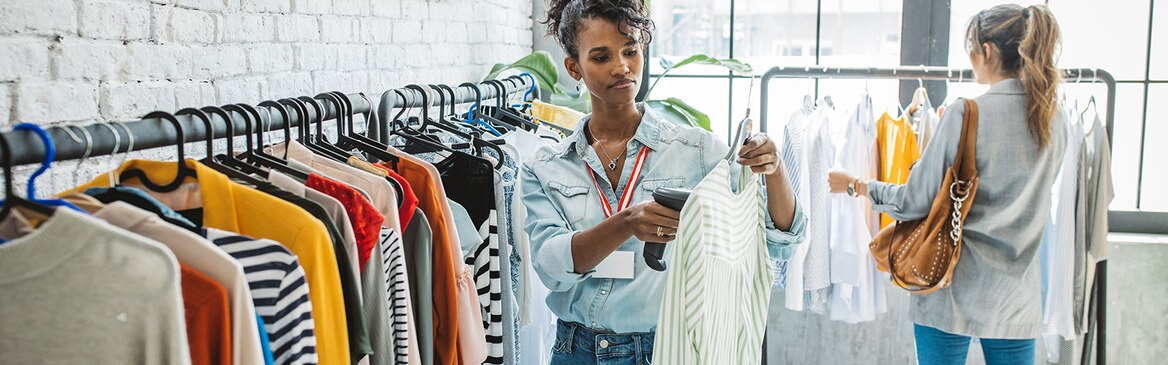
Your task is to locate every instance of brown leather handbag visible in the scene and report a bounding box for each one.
[870,98,980,294]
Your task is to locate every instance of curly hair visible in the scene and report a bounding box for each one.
[541,0,655,59]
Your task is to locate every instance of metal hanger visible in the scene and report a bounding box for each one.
[118,111,198,192]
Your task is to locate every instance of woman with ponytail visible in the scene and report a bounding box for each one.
[829,4,1067,364]
[522,0,805,363]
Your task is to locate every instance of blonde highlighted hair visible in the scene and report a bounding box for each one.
[966,4,1062,149]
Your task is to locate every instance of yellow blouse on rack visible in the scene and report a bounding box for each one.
[875,113,922,228]
[526,99,584,130]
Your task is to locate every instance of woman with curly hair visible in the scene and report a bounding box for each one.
[522,0,805,363]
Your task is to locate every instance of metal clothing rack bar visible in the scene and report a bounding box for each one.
[758,65,1115,365]
[0,92,370,168]
[370,75,534,143]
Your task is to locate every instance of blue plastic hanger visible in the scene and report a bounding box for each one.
[464,103,503,137]
[1,123,85,213]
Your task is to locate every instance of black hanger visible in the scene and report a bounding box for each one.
[458,82,514,133]
[391,88,464,154]
[226,103,309,180]
[277,98,334,160]
[177,107,267,186]
[200,105,268,177]
[294,96,353,161]
[329,91,405,204]
[484,80,538,131]
[0,131,57,223]
[118,111,198,192]
[320,91,401,165]
[419,85,507,167]
[406,84,478,143]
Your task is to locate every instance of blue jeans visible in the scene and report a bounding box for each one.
[550,320,655,365]
[914,324,1035,365]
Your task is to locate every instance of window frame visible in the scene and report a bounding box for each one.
[643,0,1165,234]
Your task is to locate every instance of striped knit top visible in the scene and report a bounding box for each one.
[204,228,319,365]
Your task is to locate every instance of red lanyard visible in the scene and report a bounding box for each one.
[587,146,650,218]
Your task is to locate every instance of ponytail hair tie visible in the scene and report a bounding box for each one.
[1023,7,1032,18]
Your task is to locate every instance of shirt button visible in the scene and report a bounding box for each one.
[600,340,610,348]
[591,322,597,327]
[600,290,608,295]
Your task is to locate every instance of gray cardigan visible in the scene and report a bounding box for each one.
[868,79,1068,339]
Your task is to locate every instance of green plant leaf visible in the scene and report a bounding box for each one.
[668,54,754,75]
[483,51,566,95]
[646,98,711,131]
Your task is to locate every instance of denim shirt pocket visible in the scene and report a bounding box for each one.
[548,180,591,226]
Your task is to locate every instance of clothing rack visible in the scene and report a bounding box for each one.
[0,93,371,167]
[369,75,535,144]
[759,65,1115,365]
[0,75,534,168]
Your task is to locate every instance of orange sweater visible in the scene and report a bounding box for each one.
[181,264,231,365]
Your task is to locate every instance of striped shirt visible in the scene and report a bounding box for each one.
[204,228,319,365]
[379,227,412,363]
[653,161,772,364]
[468,209,504,364]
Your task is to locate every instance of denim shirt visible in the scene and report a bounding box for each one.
[521,104,807,333]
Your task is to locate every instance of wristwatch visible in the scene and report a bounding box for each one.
[847,178,860,197]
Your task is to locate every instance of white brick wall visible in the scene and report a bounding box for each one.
[0,0,534,191]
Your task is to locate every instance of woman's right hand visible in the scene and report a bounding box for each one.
[620,201,681,242]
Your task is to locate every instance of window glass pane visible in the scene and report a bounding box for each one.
[1150,1,1168,79]
[949,1,1150,80]
[649,0,731,75]
[818,0,902,67]
[1139,85,1168,211]
[735,0,819,72]
[1111,84,1146,211]
[649,76,732,140]
[760,77,815,140]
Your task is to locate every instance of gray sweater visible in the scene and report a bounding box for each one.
[868,79,1068,339]
[0,208,191,364]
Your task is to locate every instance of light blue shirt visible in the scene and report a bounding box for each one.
[521,104,806,333]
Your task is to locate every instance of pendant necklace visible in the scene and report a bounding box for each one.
[589,124,629,171]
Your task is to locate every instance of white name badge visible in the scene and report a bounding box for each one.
[593,251,635,279]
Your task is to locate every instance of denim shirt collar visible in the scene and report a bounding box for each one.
[556,103,667,158]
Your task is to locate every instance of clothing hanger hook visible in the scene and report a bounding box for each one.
[95,123,122,188]
[59,125,93,191]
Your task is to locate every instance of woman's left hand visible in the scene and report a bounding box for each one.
[737,133,782,175]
